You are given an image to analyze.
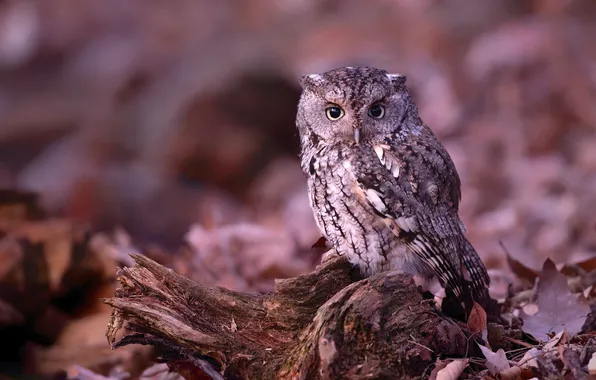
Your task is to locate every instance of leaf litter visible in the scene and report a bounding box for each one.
[521,259,591,342]
[439,256,596,379]
[478,343,510,375]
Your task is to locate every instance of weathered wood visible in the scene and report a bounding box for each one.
[105,253,474,379]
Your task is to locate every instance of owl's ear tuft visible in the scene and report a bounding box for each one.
[386,73,407,90]
[300,73,325,89]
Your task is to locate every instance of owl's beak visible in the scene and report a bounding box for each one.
[353,129,361,144]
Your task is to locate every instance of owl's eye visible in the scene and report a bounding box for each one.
[368,104,385,119]
[325,106,344,120]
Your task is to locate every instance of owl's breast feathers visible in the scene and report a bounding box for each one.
[347,139,490,306]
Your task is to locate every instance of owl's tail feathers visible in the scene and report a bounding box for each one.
[442,276,496,323]
[460,239,501,322]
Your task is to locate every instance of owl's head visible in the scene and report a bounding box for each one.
[296,66,419,146]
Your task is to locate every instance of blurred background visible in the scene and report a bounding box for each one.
[0,0,596,377]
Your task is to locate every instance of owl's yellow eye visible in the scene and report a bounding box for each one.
[325,106,344,120]
[368,104,385,119]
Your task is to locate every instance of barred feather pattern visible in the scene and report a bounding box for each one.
[297,66,491,309]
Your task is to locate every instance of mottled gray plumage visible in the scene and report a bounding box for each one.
[296,66,490,307]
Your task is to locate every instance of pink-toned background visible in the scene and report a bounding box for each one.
[1,0,595,289]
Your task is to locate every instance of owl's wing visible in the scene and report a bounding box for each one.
[355,143,489,304]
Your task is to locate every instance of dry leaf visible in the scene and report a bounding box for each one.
[561,256,596,277]
[66,365,116,380]
[506,251,539,284]
[429,360,449,380]
[517,348,541,369]
[583,285,593,300]
[588,352,596,375]
[499,365,522,380]
[478,343,510,375]
[430,359,468,380]
[559,345,584,378]
[140,363,184,380]
[521,259,590,341]
[467,301,487,334]
[543,329,566,352]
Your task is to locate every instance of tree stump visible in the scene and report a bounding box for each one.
[104,254,474,379]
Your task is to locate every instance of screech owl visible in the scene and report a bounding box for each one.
[296,66,490,310]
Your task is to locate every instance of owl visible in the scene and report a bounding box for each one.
[296,66,490,310]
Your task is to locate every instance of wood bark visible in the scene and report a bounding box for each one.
[104,253,476,379]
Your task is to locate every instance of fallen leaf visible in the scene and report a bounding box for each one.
[583,285,593,299]
[430,359,468,380]
[543,329,566,352]
[311,236,329,250]
[561,256,596,277]
[66,365,115,380]
[478,343,510,375]
[499,366,522,380]
[140,363,183,380]
[521,259,590,341]
[522,303,539,316]
[505,244,539,284]
[311,236,330,263]
[517,348,541,369]
[560,345,584,378]
[429,360,449,380]
[467,301,487,336]
[588,352,596,375]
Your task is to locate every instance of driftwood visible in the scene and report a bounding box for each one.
[104,253,477,379]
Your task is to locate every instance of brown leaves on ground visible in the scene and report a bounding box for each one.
[478,344,510,375]
[473,329,592,379]
[2,190,596,378]
[521,259,591,342]
[423,249,596,380]
[505,248,539,286]
[0,1,595,378]
[3,193,596,379]
[467,301,488,343]
[451,255,596,379]
[0,191,152,376]
[429,359,469,380]
[183,222,312,292]
[0,188,318,378]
